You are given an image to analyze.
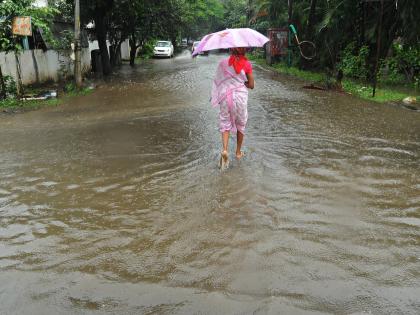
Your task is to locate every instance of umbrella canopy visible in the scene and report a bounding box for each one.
[192,28,269,56]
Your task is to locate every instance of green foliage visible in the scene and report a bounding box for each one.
[253,0,420,90]
[380,43,420,87]
[342,80,408,103]
[0,0,58,52]
[222,0,247,28]
[64,81,77,93]
[51,29,74,51]
[253,56,413,103]
[180,0,224,39]
[338,43,370,81]
[3,75,17,97]
[272,62,325,83]
[0,96,59,110]
[248,48,265,60]
[138,39,156,59]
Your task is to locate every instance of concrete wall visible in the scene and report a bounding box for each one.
[88,39,130,60]
[88,40,110,54]
[120,39,130,60]
[0,39,131,86]
[0,48,90,86]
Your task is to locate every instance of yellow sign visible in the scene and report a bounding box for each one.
[12,16,32,36]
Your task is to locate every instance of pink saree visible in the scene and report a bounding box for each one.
[211,58,249,134]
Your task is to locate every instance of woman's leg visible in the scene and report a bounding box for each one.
[222,131,229,161]
[222,131,230,152]
[219,131,229,169]
[236,131,244,159]
[234,94,247,160]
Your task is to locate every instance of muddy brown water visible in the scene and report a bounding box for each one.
[0,51,419,314]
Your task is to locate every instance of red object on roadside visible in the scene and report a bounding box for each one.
[267,28,288,57]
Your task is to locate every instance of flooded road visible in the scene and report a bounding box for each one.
[0,51,419,314]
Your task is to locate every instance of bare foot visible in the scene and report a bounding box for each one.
[236,151,245,160]
[220,150,229,169]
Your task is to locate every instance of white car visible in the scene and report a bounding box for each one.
[191,41,208,55]
[153,41,174,58]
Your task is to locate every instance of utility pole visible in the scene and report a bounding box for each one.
[74,0,82,88]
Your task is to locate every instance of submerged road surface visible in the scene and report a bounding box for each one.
[0,52,419,314]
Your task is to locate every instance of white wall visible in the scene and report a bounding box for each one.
[88,39,130,60]
[120,39,130,60]
[88,40,111,54]
[0,49,90,85]
[0,41,130,86]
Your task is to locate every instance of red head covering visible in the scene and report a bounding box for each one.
[228,54,249,74]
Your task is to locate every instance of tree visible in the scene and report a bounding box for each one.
[221,0,247,29]
[250,0,419,87]
[0,0,57,98]
[180,0,224,40]
[84,0,114,75]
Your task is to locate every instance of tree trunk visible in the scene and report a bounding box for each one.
[15,53,24,98]
[372,0,384,97]
[110,45,116,67]
[94,12,111,75]
[302,0,317,69]
[0,65,6,100]
[359,0,366,47]
[116,41,122,65]
[288,0,293,24]
[306,0,317,39]
[378,2,399,62]
[110,43,121,67]
[129,36,137,67]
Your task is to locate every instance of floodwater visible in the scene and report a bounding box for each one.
[0,51,419,314]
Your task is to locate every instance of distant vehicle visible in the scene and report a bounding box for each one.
[191,41,208,55]
[181,39,188,48]
[153,41,174,58]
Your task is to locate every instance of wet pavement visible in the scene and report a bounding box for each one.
[0,51,419,314]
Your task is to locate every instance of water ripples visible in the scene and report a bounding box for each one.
[0,53,419,314]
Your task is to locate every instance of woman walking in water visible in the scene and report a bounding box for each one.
[211,47,254,168]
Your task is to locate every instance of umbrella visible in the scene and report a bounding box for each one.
[192,28,269,56]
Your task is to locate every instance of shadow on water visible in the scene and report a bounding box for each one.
[0,52,419,314]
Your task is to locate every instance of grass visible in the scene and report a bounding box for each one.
[341,80,408,103]
[249,55,418,104]
[0,97,59,111]
[0,84,93,113]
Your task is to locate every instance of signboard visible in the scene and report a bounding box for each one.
[12,16,32,36]
[268,28,288,56]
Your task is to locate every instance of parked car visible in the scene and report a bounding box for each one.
[181,39,188,48]
[153,41,174,58]
[191,41,208,55]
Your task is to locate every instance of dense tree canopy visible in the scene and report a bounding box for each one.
[0,0,57,52]
[252,0,419,86]
[9,0,416,85]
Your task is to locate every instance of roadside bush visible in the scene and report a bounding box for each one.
[2,75,17,97]
[338,42,369,81]
[138,39,156,59]
[249,48,264,59]
[380,43,419,87]
[64,81,77,92]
